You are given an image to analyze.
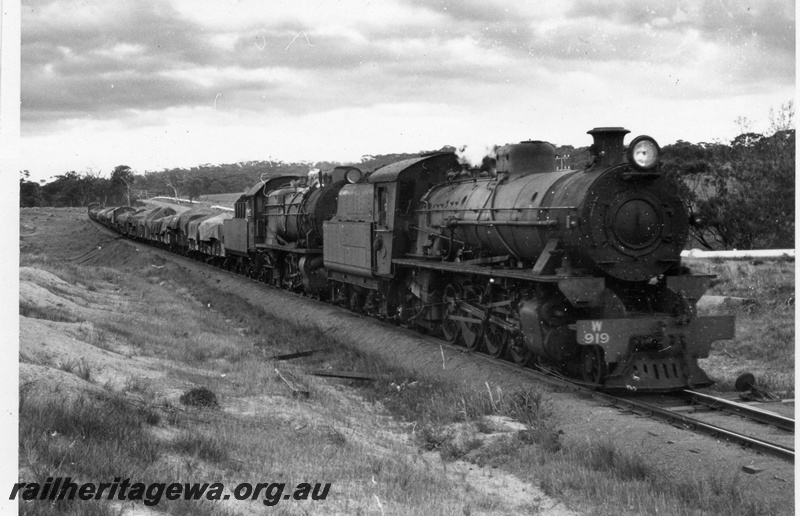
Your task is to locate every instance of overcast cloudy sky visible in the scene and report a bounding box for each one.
[20,0,795,182]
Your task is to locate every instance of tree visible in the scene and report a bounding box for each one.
[19,170,42,207]
[186,176,211,203]
[163,172,182,201]
[110,165,134,206]
[75,168,103,206]
[662,103,795,250]
[38,170,107,207]
[660,141,724,249]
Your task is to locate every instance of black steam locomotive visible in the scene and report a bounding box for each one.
[90,128,734,391]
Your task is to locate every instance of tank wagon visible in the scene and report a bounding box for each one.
[89,128,734,391]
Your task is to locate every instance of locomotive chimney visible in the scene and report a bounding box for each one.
[587,127,630,168]
[495,141,556,179]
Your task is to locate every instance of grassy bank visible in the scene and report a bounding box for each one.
[18,240,790,515]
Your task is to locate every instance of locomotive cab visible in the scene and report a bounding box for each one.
[323,153,459,322]
[324,153,459,279]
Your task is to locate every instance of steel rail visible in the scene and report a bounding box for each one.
[596,393,794,462]
[683,389,794,432]
[436,344,795,463]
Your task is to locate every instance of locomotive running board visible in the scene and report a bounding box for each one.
[255,243,322,254]
[392,258,569,283]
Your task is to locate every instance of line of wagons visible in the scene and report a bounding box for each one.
[88,165,366,277]
[88,203,232,259]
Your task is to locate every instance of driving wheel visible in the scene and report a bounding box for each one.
[460,284,484,351]
[483,323,509,358]
[580,345,606,386]
[441,283,462,344]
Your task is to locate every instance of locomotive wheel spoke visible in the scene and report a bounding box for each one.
[483,323,509,358]
[482,288,510,358]
[580,345,606,386]
[461,320,482,350]
[442,311,460,343]
[460,285,484,351]
[441,283,462,344]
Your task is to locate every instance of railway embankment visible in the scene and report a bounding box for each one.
[17,207,795,515]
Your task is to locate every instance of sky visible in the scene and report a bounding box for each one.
[19,0,797,183]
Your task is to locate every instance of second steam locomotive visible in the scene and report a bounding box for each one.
[90,127,734,392]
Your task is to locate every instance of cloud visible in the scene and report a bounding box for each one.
[567,0,795,57]
[23,0,527,126]
[19,0,795,182]
[23,1,218,122]
[24,0,793,126]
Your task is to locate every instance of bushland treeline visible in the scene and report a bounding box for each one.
[661,128,794,250]
[18,151,439,210]
[20,105,795,250]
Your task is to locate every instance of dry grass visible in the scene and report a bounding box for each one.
[688,258,795,396]
[18,228,793,514]
[19,257,522,514]
[56,358,93,382]
[19,393,161,495]
[19,302,82,323]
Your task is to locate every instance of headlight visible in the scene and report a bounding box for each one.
[346,168,363,183]
[627,135,660,170]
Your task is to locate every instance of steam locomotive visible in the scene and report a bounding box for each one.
[89,127,735,392]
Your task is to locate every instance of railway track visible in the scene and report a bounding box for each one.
[593,390,794,462]
[682,390,794,432]
[433,337,795,462]
[88,218,796,463]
